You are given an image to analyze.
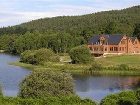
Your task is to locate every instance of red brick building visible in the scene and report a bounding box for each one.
[88,35,140,56]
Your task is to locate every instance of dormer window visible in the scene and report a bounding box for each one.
[100,37,106,45]
[100,40,105,45]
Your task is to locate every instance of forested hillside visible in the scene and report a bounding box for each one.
[21,5,140,36]
[0,5,140,36]
[0,5,140,54]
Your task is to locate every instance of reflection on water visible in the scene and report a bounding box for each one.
[0,53,30,96]
[74,75,140,101]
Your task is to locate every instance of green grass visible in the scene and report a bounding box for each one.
[96,55,140,67]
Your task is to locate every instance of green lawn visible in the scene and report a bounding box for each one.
[96,55,140,67]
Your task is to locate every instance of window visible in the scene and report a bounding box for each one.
[120,47,121,51]
[89,47,92,51]
[122,47,124,51]
[114,47,118,51]
[105,47,107,51]
[94,47,99,51]
[101,48,104,51]
[100,40,105,45]
[110,47,113,51]
[100,37,106,45]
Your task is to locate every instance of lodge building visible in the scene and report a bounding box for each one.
[88,34,140,56]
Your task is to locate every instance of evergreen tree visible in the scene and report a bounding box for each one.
[134,23,140,40]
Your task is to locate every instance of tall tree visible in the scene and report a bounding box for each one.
[105,22,118,34]
[133,23,140,40]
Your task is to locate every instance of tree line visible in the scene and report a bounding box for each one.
[0,31,85,54]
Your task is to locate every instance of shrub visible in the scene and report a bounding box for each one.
[89,62,103,71]
[118,91,137,105]
[135,88,140,100]
[35,48,59,64]
[100,94,118,105]
[0,96,96,105]
[118,97,137,105]
[20,50,37,64]
[118,64,129,70]
[69,45,93,64]
[20,48,60,64]
[100,91,138,105]
[19,71,74,98]
[100,98,117,105]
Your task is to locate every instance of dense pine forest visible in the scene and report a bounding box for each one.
[0,5,140,54]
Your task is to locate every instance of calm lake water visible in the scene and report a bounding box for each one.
[0,53,140,101]
[0,53,30,96]
[74,75,140,101]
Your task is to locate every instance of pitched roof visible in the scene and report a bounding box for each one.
[88,34,124,45]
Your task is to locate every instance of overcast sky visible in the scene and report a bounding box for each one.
[0,0,140,27]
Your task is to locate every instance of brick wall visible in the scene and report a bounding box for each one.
[133,38,140,53]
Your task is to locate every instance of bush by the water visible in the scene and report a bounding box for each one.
[20,48,60,64]
[89,62,103,71]
[19,70,74,98]
[100,89,140,105]
[69,45,93,64]
[117,64,129,70]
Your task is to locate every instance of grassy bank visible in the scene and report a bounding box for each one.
[87,70,140,76]
[11,55,140,76]
[10,61,90,74]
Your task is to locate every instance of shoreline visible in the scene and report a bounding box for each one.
[10,61,140,76]
[0,50,5,53]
